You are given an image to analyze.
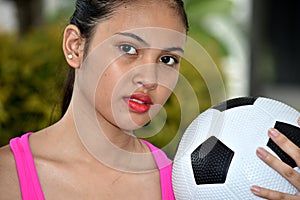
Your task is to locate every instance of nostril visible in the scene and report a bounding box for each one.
[136,81,143,86]
[135,79,157,89]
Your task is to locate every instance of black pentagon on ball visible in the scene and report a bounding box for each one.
[267,121,300,168]
[212,97,258,112]
[191,136,234,185]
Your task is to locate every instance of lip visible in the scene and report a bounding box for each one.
[125,93,153,113]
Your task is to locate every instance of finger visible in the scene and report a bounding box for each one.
[298,117,300,126]
[268,128,300,167]
[256,147,300,190]
[251,185,300,200]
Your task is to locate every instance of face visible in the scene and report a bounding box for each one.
[75,2,187,132]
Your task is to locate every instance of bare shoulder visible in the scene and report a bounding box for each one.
[0,145,21,199]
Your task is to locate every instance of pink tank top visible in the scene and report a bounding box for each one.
[9,132,175,200]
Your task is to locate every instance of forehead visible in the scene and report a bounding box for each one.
[114,2,186,31]
[89,2,186,50]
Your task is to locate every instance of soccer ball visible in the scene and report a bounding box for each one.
[172,97,300,200]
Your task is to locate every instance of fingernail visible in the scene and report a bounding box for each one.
[269,128,279,138]
[256,147,267,158]
[251,185,261,195]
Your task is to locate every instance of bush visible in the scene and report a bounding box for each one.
[0,24,68,146]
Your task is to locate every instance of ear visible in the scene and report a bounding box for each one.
[63,25,85,68]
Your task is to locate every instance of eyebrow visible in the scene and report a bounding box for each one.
[116,32,150,46]
[164,47,184,54]
[116,32,184,54]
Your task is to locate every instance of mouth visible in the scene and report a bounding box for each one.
[125,93,153,113]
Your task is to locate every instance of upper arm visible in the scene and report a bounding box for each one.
[0,145,22,199]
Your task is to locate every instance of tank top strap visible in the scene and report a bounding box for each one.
[141,140,175,200]
[9,132,45,200]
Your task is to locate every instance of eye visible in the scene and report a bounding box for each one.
[159,56,178,66]
[119,44,137,55]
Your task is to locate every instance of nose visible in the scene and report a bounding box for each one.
[132,64,158,91]
[141,81,158,91]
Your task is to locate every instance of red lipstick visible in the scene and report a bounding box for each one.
[126,93,153,113]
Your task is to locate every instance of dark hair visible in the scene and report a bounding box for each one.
[61,0,189,116]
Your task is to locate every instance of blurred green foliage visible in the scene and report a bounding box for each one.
[0,24,68,146]
[0,0,232,157]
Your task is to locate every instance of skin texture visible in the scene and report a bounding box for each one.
[251,119,300,200]
[0,1,299,200]
[0,2,186,200]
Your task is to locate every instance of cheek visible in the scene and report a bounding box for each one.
[159,87,173,103]
[94,66,129,117]
[94,73,114,112]
[95,63,126,104]
[157,66,179,92]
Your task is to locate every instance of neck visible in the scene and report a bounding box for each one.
[54,104,156,173]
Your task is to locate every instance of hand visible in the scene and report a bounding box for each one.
[251,118,300,200]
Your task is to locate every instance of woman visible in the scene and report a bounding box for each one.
[0,0,299,199]
[0,1,187,199]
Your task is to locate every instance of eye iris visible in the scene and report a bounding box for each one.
[161,56,176,65]
[122,45,131,53]
[162,56,170,63]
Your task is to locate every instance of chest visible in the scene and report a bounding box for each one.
[36,160,162,200]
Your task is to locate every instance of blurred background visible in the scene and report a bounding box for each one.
[0,0,299,157]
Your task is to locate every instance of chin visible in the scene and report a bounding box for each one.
[116,116,151,132]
